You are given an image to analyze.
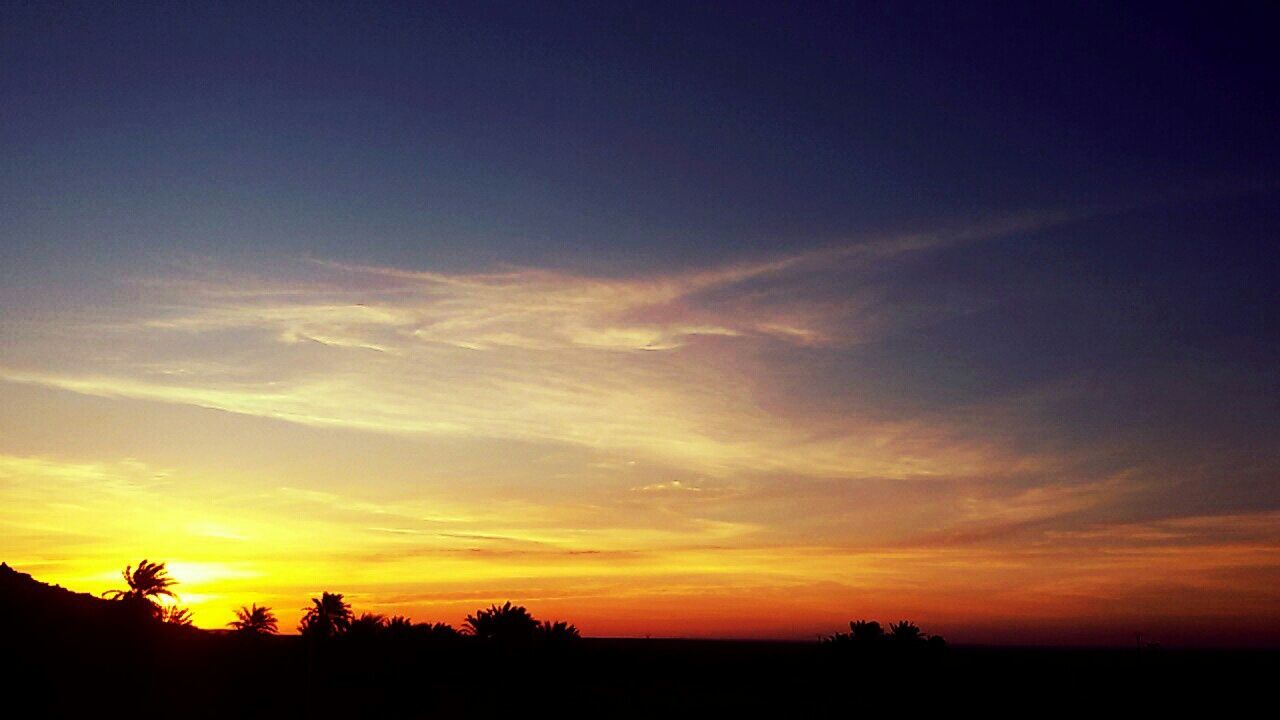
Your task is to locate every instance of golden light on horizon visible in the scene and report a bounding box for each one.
[3,248,1278,646]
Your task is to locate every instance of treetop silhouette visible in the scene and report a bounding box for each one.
[826,618,945,653]
[464,601,539,643]
[300,592,354,639]
[850,620,884,641]
[160,605,193,627]
[101,559,182,623]
[537,620,581,650]
[103,559,177,604]
[349,612,389,639]
[889,620,922,642]
[229,603,278,635]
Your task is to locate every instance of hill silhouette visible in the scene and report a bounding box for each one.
[1,562,205,711]
[1,561,185,634]
[0,560,201,662]
[1,562,1274,717]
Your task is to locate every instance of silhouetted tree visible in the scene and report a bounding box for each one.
[381,615,421,645]
[102,559,178,621]
[537,620,581,647]
[889,620,923,643]
[465,602,539,644]
[159,605,193,626]
[299,592,353,639]
[824,619,883,647]
[348,612,388,639]
[850,620,884,642]
[229,604,278,635]
[103,560,176,604]
[825,618,944,655]
[412,622,461,641]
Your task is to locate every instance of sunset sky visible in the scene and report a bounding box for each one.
[2,2,1278,646]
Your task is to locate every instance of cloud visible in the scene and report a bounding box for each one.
[11,209,1272,639]
[0,219,1074,480]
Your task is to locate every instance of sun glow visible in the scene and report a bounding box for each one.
[3,249,1278,644]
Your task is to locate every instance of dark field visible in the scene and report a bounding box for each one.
[8,632,1277,717]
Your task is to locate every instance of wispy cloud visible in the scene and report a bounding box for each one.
[0,218,1073,479]
[8,209,1273,640]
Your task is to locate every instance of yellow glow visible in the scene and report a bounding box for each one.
[1,246,1277,642]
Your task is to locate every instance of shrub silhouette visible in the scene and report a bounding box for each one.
[465,601,539,643]
[299,592,353,639]
[228,604,278,635]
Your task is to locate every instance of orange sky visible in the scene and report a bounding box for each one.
[2,250,1278,647]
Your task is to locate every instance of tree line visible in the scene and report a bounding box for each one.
[104,559,943,650]
[104,559,582,645]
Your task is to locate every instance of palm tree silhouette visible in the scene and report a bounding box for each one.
[299,592,353,639]
[348,612,387,639]
[103,559,177,604]
[229,604,278,635]
[850,620,884,642]
[413,622,460,641]
[159,605,193,626]
[826,618,944,654]
[382,615,418,642]
[825,620,884,646]
[102,559,178,620]
[537,620,580,644]
[464,601,539,643]
[889,620,922,642]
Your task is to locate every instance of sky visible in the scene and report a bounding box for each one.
[1,1,1278,646]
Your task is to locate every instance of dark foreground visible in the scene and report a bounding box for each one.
[8,633,1277,717]
[3,565,1275,717]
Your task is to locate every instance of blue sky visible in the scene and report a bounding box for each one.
[5,1,1276,270]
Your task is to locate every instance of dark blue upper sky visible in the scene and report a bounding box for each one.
[3,1,1277,274]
